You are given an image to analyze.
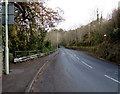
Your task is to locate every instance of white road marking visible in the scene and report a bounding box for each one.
[104,75,120,84]
[77,57,79,60]
[62,53,65,55]
[68,53,75,59]
[67,52,93,69]
[74,54,76,57]
[81,61,93,69]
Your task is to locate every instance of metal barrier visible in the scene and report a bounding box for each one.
[14,50,57,63]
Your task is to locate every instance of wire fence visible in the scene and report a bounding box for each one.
[14,50,41,58]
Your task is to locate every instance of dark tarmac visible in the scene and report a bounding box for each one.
[32,47,119,92]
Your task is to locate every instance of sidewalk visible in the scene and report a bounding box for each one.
[2,51,58,92]
[0,51,2,78]
[0,51,2,94]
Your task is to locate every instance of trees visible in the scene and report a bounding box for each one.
[8,1,63,55]
[1,1,64,61]
[56,8,120,63]
[45,28,65,47]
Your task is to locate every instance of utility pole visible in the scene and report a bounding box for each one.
[89,23,91,46]
[76,29,77,46]
[57,31,58,49]
[5,0,9,74]
[118,1,120,9]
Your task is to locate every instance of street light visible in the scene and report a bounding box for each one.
[104,34,107,41]
[104,34,107,37]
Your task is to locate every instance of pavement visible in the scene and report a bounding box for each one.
[2,51,59,92]
[32,47,120,93]
[0,51,2,77]
[0,51,2,94]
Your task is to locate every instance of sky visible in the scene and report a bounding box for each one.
[46,0,120,30]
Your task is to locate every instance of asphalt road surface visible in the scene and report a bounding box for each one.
[33,47,120,92]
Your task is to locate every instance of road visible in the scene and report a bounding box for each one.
[32,47,120,92]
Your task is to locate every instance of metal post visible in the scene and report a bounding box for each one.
[0,3,3,93]
[5,0,9,74]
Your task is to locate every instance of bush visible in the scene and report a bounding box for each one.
[9,53,14,62]
[109,28,120,43]
[44,40,51,49]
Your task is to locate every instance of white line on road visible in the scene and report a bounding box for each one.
[74,55,76,57]
[104,75,120,84]
[81,61,93,69]
[76,57,79,60]
[67,52,93,69]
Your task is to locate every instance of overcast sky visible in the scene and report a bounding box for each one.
[46,0,120,30]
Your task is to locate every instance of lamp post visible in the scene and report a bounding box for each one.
[104,34,107,37]
[5,0,9,74]
[104,34,107,42]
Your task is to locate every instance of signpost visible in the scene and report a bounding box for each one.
[0,3,2,93]
[2,2,14,74]
[5,0,9,74]
[0,0,2,78]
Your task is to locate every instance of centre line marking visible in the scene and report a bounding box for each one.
[81,61,93,69]
[104,75,120,84]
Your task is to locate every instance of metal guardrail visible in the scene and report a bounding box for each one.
[14,50,57,63]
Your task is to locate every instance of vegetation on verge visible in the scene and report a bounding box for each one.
[65,9,120,64]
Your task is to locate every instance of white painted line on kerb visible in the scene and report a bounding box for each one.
[81,61,93,69]
[104,75,120,84]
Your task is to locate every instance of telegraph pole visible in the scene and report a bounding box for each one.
[57,31,58,49]
[5,0,9,74]
[118,1,120,9]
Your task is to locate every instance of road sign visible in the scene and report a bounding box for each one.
[2,3,14,25]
